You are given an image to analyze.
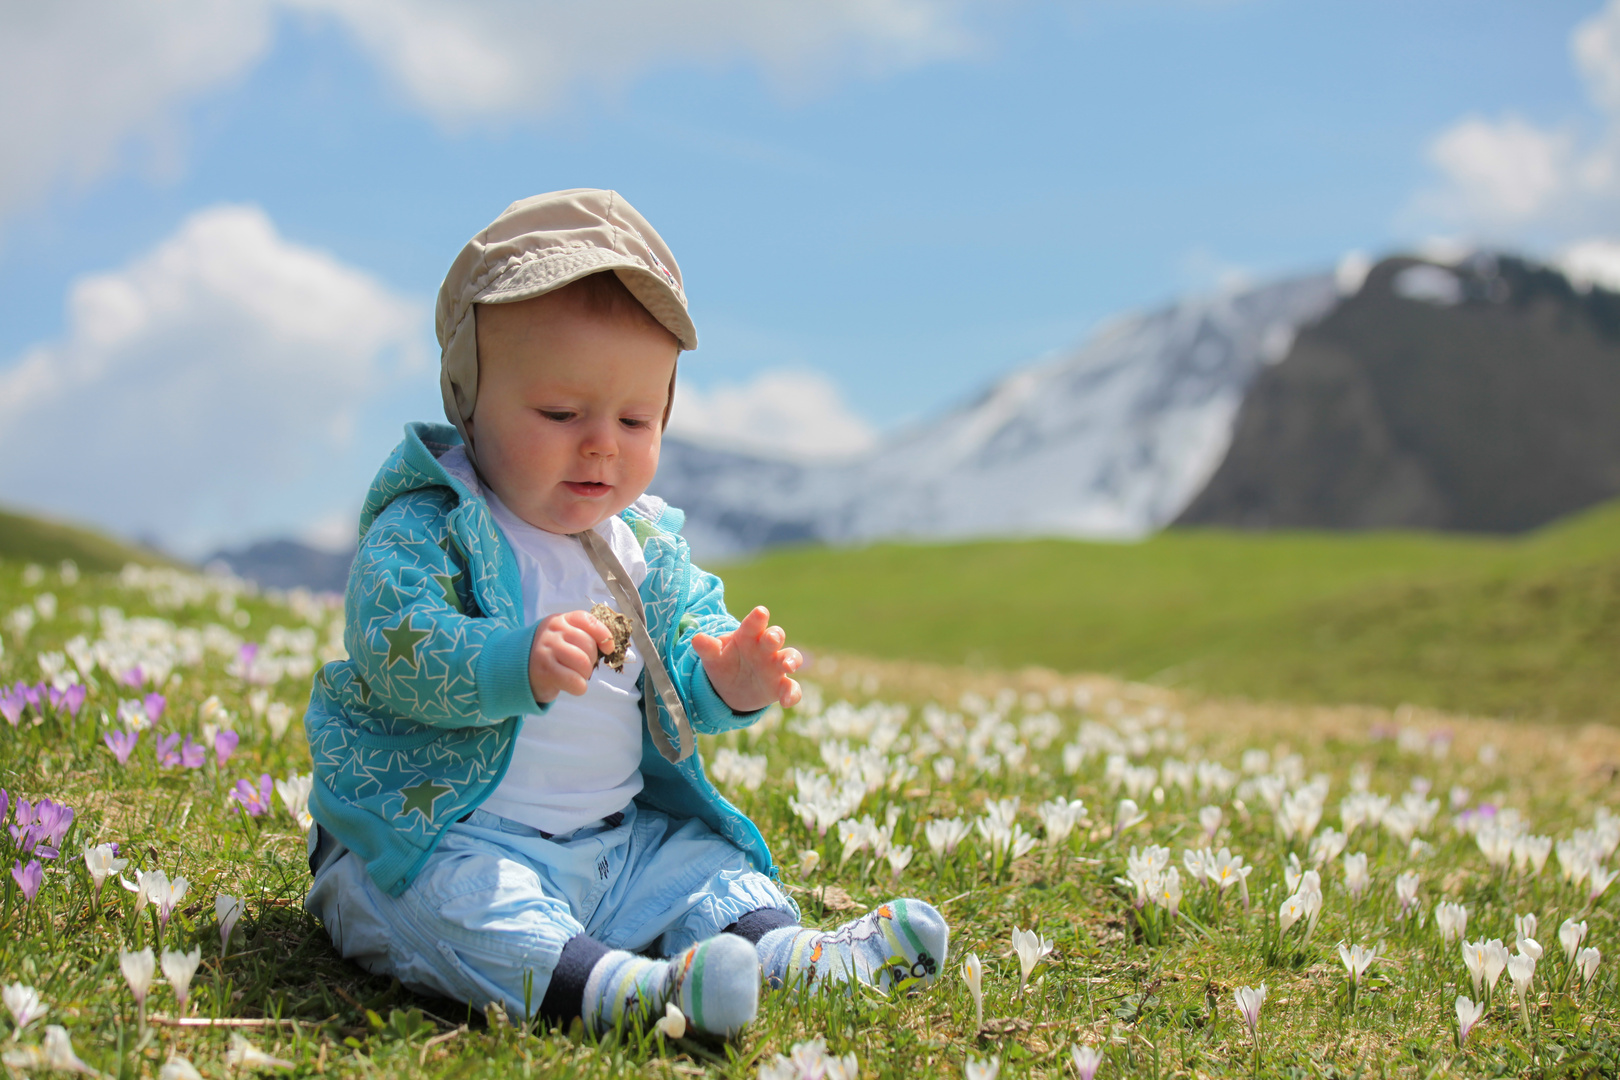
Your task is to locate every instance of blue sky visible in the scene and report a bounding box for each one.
[1,0,1615,555]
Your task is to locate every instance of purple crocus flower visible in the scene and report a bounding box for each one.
[47,684,87,718]
[155,733,182,769]
[11,859,42,903]
[142,692,167,724]
[120,666,144,688]
[179,736,206,770]
[213,729,239,766]
[7,798,34,846]
[0,686,23,727]
[20,682,42,708]
[229,774,274,817]
[34,799,74,853]
[103,729,140,766]
[6,799,74,860]
[0,788,8,825]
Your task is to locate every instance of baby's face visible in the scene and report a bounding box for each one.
[470,297,676,535]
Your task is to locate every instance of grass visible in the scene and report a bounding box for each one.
[713,498,1620,724]
[0,505,174,574]
[0,555,1617,1078]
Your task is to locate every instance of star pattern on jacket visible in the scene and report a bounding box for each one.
[382,613,431,670]
[399,779,453,821]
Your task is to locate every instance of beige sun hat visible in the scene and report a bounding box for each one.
[436,188,697,466]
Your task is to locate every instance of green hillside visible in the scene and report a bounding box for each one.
[0,505,174,573]
[715,498,1620,723]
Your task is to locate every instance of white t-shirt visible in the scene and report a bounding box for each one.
[438,446,648,835]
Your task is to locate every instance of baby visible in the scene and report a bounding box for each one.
[302,189,947,1037]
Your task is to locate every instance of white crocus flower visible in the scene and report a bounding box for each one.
[1338,942,1377,985]
[1070,1044,1104,1080]
[1011,928,1053,996]
[924,818,971,857]
[226,1034,294,1070]
[1461,939,1502,999]
[160,947,202,1014]
[1576,947,1601,990]
[217,894,245,955]
[3,983,47,1036]
[653,1001,685,1039]
[1507,953,1536,1021]
[158,1058,204,1080]
[1455,995,1484,1046]
[1278,893,1306,939]
[886,845,914,880]
[1113,799,1146,833]
[120,948,155,1007]
[82,844,128,897]
[1435,901,1468,944]
[1198,805,1222,840]
[1560,919,1588,963]
[1394,872,1420,918]
[964,1056,1000,1080]
[1233,983,1266,1037]
[1283,853,1304,894]
[1342,852,1370,900]
[758,1039,858,1080]
[961,953,984,1030]
[43,1025,105,1077]
[274,773,314,833]
[1478,939,1510,999]
[1308,827,1347,867]
[1587,864,1618,902]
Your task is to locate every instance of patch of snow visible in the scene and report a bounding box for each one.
[1392,264,1464,306]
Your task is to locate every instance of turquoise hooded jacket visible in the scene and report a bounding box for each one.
[303,422,775,897]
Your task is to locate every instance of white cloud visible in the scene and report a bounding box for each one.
[0,204,426,556]
[293,0,979,123]
[668,370,878,462]
[0,1,983,222]
[0,2,277,221]
[1425,116,1574,224]
[1417,0,1620,232]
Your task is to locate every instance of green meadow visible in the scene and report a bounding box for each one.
[0,508,1617,1078]
[717,499,1620,725]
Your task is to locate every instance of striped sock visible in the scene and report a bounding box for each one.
[581,934,760,1037]
[756,898,949,994]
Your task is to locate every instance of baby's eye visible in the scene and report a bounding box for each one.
[538,410,575,422]
[620,417,650,429]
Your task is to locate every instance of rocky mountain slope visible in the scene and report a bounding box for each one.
[1177,254,1620,532]
[653,272,1343,557]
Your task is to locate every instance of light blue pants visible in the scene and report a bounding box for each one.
[304,802,797,1017]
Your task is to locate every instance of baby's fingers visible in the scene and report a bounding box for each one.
[561,609,615,653]
[690,632,726,664]
[779,677,802,709]
[735,606,771,641]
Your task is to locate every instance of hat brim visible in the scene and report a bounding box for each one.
[472,247,697,350]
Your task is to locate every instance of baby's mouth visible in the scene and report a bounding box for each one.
[563,480,611,497]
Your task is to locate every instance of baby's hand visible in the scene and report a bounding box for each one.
[691,606,803,713]
[528,610,615,704]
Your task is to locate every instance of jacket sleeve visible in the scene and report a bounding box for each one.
[345,489,546,729]
[668,562,768,735]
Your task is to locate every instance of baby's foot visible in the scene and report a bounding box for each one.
[757,898,948,993]
[583,933,759,1037]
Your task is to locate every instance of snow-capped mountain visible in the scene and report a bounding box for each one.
[651,272,1343,558]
